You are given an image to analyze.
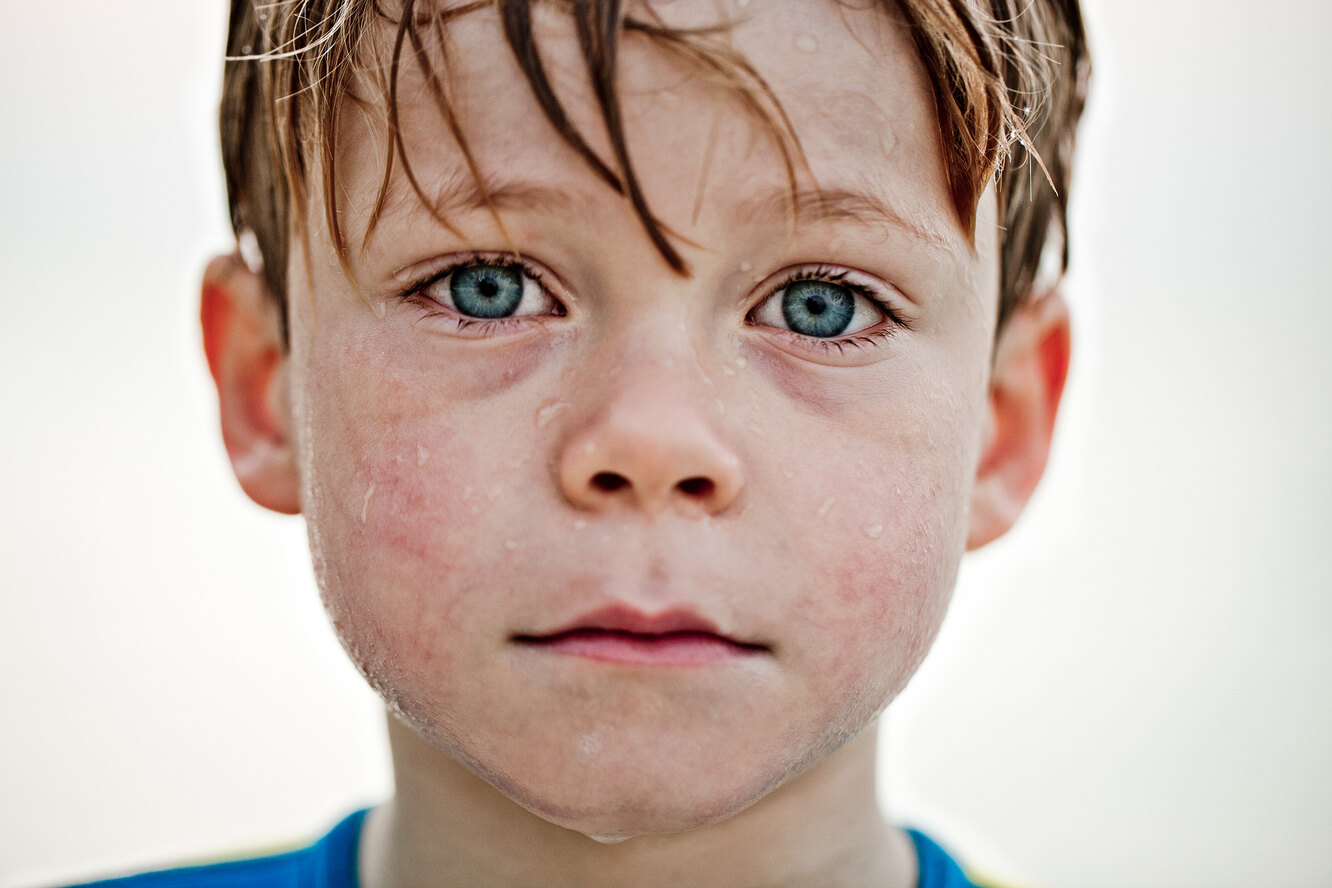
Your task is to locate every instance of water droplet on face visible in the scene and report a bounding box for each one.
[861,524,884,539]
[361,483,377,524]
[782,467,795,480]
[462,485,474,500]
[536,401,570,428]
[736,0,751,8]
[735,356,747,369]
[504,539,519,551]
[416,445,430,466]
[573,519,587,530]
[588,834,632,845]
[795,33,818,53]
[739,260,753,273]
[816,497,835,517]
[487,487,502,502]
[714,398,726,415]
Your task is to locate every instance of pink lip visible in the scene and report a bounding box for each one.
[513,605,766,666]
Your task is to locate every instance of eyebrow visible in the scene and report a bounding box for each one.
[738,186,957,254]
[381,169,588,223]
[378,171,955,256]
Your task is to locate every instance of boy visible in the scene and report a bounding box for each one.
[77,0,1088,884]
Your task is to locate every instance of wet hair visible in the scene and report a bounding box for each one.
[220,0,1089,339]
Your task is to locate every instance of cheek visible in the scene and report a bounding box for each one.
[290,326,537,686]
[759,354,985,720]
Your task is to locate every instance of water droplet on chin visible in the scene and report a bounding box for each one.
[416,445,430,466]
[862,524,884,539]
[795,33,818,53]
[588,834,632,845]
[816,497,835,518]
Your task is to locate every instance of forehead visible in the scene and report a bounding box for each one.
[336,0,966,265]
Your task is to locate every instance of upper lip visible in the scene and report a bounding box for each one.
[516,604,755,645]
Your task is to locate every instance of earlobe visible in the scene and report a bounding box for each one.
[201,253,301,515]
[966,293,1071,550]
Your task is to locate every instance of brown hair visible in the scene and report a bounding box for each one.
[220,0,1089,338]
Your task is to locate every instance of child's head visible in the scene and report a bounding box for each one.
[204,0,1087,841]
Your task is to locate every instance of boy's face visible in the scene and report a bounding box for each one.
[279,0,1002,837]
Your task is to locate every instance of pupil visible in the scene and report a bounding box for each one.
[451,264,525,318]
[781,280,855,337]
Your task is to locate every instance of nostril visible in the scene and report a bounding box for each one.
[677,477,715,497]
[592,472,629,492]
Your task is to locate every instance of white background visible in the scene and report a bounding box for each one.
[2,1,1329,885]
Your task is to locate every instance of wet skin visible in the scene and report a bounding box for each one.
[191,2,1076,880]
[277,0,1003,843]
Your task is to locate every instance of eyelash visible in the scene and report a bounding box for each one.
[396,257,908,355]
[748,265,911,353]
[397,253,565,335]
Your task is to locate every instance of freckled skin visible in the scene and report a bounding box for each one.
[285,0,1000,843]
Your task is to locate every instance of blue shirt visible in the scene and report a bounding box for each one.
[69,810,986,887]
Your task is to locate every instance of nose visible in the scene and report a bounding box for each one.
[558,381,744,517]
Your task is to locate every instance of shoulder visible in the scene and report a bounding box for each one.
[907,828,1025,888]
[63,810,368,888]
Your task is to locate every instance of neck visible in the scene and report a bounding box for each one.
[359,714,916,888]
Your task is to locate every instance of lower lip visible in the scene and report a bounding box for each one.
[519,630,756,666]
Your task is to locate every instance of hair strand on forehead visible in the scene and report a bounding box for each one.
[221,0,1088,340]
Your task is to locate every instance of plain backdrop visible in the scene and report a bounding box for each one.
[2,1,1329,885]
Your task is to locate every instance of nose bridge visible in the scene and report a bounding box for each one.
[557,330,744,516]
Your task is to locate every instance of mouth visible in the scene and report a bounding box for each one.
[512,605,768,667]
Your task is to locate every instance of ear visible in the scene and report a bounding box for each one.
[201,253,301,515]
[967,292,1071,550]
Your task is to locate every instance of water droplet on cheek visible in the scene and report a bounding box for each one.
[504,539,519,551]
[795,33,818,53]
[417,445,430,466]
[361,483,377,524]
[861,524,884,539]
[816,497,835,518]
[536,401,570,428]
[573,519,587,530]
[739,260,753,273]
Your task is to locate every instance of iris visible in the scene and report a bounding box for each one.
[451,264,525,318]
[781,281,856,337]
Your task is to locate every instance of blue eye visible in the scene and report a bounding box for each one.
[450,264,526,318]
[780,281,856,338]
[750,271,888,340]
[414,258,561,323]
